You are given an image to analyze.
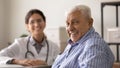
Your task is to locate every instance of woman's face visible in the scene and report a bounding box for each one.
[26,13,46,36]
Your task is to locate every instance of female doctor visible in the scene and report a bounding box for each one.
[0,9,60,66]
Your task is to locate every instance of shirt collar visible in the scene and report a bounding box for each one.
[30,36,46,47]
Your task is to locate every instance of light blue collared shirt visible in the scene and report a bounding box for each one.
[52,27,114,68]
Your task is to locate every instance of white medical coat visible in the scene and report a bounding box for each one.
[0,36,60,65]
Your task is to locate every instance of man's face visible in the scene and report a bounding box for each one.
[66,11,93,43]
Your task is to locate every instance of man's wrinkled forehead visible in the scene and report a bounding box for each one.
[66,10,84,20]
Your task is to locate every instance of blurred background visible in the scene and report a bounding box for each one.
[0,0,120,62]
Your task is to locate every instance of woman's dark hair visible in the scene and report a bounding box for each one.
[25,9,46,24]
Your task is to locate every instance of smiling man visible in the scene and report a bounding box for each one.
[52,5,114,68]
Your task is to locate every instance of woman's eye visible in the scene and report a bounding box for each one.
[30,21,34,24]
[37,19,42,23]
[29,19,43,24]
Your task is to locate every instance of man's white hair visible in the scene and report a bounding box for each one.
[66,5,91,19]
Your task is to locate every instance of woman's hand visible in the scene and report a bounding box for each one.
[13,59,47,66]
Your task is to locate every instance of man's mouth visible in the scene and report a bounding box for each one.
[69,31,78,36]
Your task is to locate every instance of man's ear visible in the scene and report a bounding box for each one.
[89,18,93,26]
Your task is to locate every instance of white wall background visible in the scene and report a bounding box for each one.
[0,0,120,60]
[0,0,7,48]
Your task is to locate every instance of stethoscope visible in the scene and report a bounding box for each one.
[25,36,49,62]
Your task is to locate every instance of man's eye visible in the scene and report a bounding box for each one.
[66,22,69,27]
[73,20,79,24]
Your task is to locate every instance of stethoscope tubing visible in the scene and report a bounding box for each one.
[25,36,49,62]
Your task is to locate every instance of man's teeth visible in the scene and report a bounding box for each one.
[70,32,77,35]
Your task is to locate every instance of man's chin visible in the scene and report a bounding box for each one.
[70,36,77,40]
[70,34,77,37]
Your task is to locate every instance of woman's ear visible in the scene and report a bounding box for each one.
[44,22,46,28]
[25,24,29,32]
